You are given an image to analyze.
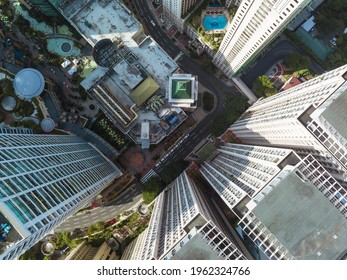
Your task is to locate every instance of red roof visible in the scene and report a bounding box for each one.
[282,76,302,91]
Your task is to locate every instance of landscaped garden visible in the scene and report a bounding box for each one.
[12,2,82,59]
[189,13,225,52]
[252,53,313,98]
[202,91,214,111]
[142,176,164,204]
[0,74,45,130]
[19,207,151,260]
[91,116,127,150]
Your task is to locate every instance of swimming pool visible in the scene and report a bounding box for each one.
[202,14,227,31]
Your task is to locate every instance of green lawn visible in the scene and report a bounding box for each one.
[196,141,216,161]
[202,91,214,111]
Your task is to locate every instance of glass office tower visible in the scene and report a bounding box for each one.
[0,128,122,259]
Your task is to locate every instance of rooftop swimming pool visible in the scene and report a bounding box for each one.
[202,14,227,31]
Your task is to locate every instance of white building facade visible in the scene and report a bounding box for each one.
[238,155,347,260]
[213,0,312,76]
[0,129,122,260]
[229,64,347,184]
[122,171,246,260]
[200,143,300,211]
[163,0,198,29]
[200,143,347,259]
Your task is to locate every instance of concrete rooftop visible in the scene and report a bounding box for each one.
[252,168,347,260]
[170,233,222,260]
[68,0,177,90]
[113,60,143,90]
[320,86,347,140]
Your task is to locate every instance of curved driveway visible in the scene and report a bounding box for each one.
[134,0,242,176]
[241,39,325,87]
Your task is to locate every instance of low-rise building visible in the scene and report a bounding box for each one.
[56,0,189,149]
[167,74,198,109]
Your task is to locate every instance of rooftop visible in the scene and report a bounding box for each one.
[171,80,192,99]
[67,0,177,90]
[13,68,45,100]
[320,86,347,140]
[1,96,17,112]
[281,76,302,91]
[168,74,198,107]
[170,232,222,260]
[129,76,160,106]
[251,168,347,260]
[40,118,55,132]
[113,60,144,90]
[141,122,150,149]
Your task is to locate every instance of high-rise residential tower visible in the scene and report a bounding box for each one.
[200,143,347,259]
[163,0,199,30]
[239,155,347,260]
[200,143,300,211]
[213,0,312,76]
[0,129,122,260]
[228,64,347,185]
[122,171,248,260]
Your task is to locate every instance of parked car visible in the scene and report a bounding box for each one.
[330,36,338,46]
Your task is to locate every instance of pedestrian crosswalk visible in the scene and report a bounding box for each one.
[173,51,184,62]
[140,169,159,183]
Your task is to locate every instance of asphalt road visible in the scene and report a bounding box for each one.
[154,119,213,174]
[136,0,180,57]
[136,0,237,97]
[54,184,143,232]
[135,0,241,177]
[241,39,325,87]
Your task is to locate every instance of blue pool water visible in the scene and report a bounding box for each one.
[202,15,227,31]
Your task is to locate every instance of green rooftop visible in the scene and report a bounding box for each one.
[171,80,192,99]
[129,76,159,106]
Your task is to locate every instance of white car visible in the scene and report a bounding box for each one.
[330,37,337,46]
[150,20,156,27]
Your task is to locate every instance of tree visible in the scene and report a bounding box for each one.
[202,91,214,111]
[283,53,310,70]
[314,0,347,35]
[324,51,346,69]
[55,232,72,249]
[0,111,5,123]
[142,177,164,204]
[252,75,277,97]
[211,95,248,137]
[13,100,35,117]
[88,222,106,235]
[160,159,189,185]
[19,249,37,260]
[264,87,277,97]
